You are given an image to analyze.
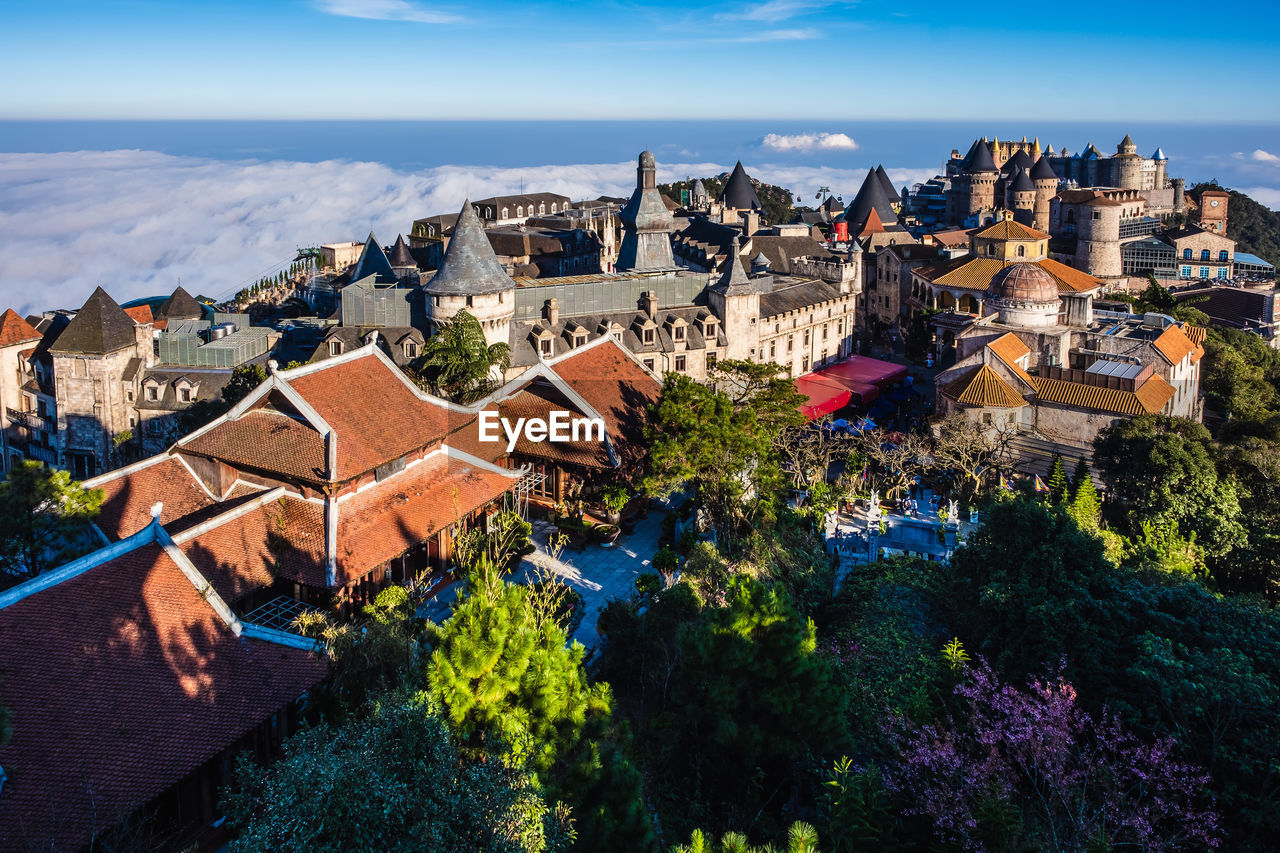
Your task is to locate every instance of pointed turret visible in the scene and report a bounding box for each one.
[721,161,762,211]
[875,165,898,203]
[50,287,138,355]
[1031,137,1042,158]
[1030,155,1057,181]
[843,168,898,235]
[1010,168,1034,193]
[155,285,205,324]
[348,232,397,284]
[618,151,676,271]
[713,236,755,294]
[388,234,416,269]
[967,140,998,173]
[427,201,516,295]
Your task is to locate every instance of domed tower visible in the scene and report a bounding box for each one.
[1112,134,1143,190]
[424,199,516,349]
[1029,155,1058,232]
[1151,147,1168,190]
[617,151,676,271]
[1008,169,1036,227]
[987,262,1061,328]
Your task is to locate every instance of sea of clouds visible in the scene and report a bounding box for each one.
[0,150,933,315]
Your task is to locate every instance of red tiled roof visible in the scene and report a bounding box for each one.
[0,308,41,348]
[1152,324,1197,365]
[1038,258,1104,294]
[0,545,326,851]
[180,496,326,600]
[124,304,154,325]
[498,386,612,468]
[183,410,328,485]
[91,457,263,541]
[335,453,516,584]
[944,364,1028,408]
[1032,374,1175,415]
[287,355,452,481]
[550,342,662,470]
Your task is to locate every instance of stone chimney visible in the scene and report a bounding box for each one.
[544,297,560,326]
[642,290,658,321]
[742,210,761,236]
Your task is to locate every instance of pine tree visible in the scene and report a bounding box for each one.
[1069,472,1101,532]
[1068,457,1091,501]
[1046,455,1069,504]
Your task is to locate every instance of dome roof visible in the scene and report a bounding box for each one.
[988,262,1059,304]
[639,150,655,168]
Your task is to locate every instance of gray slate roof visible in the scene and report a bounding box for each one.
[842,168,898,233]
[759,279,844,318]
[721,161,762,211]
[425,200,517,296]
[50,287,138,355]
[1010,168,1035,193]
[966,141,998,173]
[875,165,899,201]
[1001,149,1033,175]
[1030,156,1058,180]
[388,234,417,268]
[155,286,205,324]
[348,233,398,284]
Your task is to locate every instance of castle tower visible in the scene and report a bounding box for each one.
[1112,134,1143,191]
[1151,148,1168,190]
[719,161,763,226]
[423,199,516,349]
[1009,169,1036,227]
[707,236,762,361]
[617,151,676,270]
[966,142,999,221]
[1074,198,1123,277]
[1030,155,1058,232]
[1172,178,1187,213]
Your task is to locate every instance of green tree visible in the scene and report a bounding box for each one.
[0,461,104,585]
[671,822,820,853]
[1093,415,1246,559]
[1045,454,1069,504]
[416,310,511,402]
[1067,469,1101,531]
[223,693,568,853]
[222,362,269,406]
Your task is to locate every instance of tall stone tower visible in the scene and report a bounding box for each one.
[617,151,675,271]
[1151,148,1168,190]
[966,142,999,221]
[423,199,516,349]
[1172,178,1187,213]
[1073,199,1123,278]
[1199,189,1229,234]
[1030,155,1058,232]
[1112,134,1143,191]
[1008,169,1036,227]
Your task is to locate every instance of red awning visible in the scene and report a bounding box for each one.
[814,355,908,389]
[795,374,851,419]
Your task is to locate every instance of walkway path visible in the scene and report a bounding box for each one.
[513,505,667,649]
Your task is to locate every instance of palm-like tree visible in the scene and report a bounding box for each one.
[414,310,511,403]
[672,822,820,853]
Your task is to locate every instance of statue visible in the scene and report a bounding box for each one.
[947,499,959,525]
[866,490,882,522]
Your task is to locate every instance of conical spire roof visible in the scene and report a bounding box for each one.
[875,165,898,201]
[714,236,754,293]
[388,234,416,268]
[1002,148,1033,175]
[348,232,397,284]
[156,285,205,323]
[843,168,898,234]
[1030,155,1058,180]
[1010,168,1034,193]
[967,141,998,172]
[50,287,138,355]
[721,161,762,211]
[427,200,516,296]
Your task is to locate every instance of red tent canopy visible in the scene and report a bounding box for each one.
[815,355,908,389]
[794,374,851,419]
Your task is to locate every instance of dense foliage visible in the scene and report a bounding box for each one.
[0,460,103,586]
[658,175,798,226]
[413,309,512,402]
[1189,183,1280,266]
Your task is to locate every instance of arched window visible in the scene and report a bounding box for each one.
[516,206,523,217]
[1066,210,1076,224]
[539,203,546,214]
[1017,245,1025,257]
[986,243,996,256]
[501,207,509,219]
[1200,249,1211,261]
[551,203,558,213]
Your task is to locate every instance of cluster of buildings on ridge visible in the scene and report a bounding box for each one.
[0,135,1277,850]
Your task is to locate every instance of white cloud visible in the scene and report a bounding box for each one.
[0,151,937,316]
[761,132,858,153]
[1251,149,1280,163]
[1239,186,1280,210]
[729,27,819,41]
[717,0,824,22]
[314,0,465,24]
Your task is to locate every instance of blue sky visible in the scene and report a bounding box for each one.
[3,0,1278,120]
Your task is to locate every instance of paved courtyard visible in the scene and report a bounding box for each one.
[512,506,667,649]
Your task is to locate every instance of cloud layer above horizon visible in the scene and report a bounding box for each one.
[0,151,933,315]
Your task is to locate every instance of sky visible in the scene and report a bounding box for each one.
[2,0,1278,121]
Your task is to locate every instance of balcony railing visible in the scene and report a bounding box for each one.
[6,408,49,432]
[25,445,56,465]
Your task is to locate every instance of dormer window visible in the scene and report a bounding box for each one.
[540,338,553,357]
[573,332,587,348]
[145,385,159,402]
[673,324,685,342]
[702,319,717,339]
[329,340,343,356]
[642,327,655,345]
[179,387,192,403]
[404,341,419,359]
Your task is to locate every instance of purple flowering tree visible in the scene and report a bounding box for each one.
[883,659,1220,851]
